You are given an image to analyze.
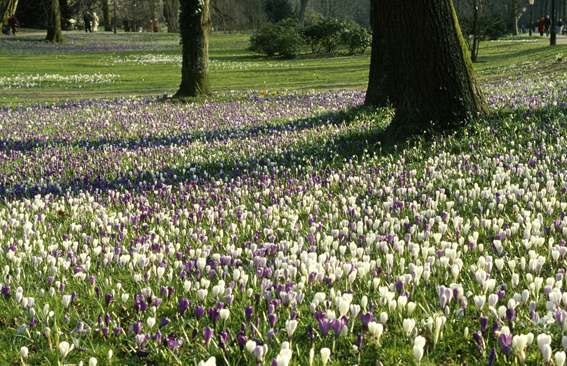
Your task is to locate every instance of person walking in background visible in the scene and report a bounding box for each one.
[8,14,17,35]
[153,18,158,33]
[148,19,153,33]
[123,17,129,32]
[91,12,99,32]
[558,19,563,36]
[544,15,551,36]
[3,12,10,36]
[538,17,545,36]
[84,12,92,32]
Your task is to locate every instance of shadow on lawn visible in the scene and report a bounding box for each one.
[1,103,388,199]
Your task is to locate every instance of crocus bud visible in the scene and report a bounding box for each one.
[320,348,331,366]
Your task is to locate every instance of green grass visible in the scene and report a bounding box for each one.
[1,31,566,105]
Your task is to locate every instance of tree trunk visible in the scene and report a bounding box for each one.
[365,0,389,107]
[471,0,479,61]
[45,0,65,42]
[510,0,518,35]
[298,0,309,26]
[102,0,111,31]
[375,0,489,146]
[163,0,180,32]
[175,0,212,97]
[0,0,17,19]
[149,0,156,23]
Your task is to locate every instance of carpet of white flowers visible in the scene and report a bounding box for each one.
[1,74,567,366]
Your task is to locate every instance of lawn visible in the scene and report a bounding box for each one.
[1,32,566,105]
[0,31,567,366]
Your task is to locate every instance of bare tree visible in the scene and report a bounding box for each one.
[0,0,18,18]
[163,0,179,32]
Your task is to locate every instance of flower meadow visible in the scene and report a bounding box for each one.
[1,75,567,366]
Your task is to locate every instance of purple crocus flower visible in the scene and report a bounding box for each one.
[114,327,121,337]
[318,318,332,337]
[178,298,189,316]
[155,330,163,347]
[499,334,513,356]
[203,327,214,348]
[472,331,484,352]
[208,307,220,326]
[268,313,277,328]
[105,293,114,307]
[94,286,100,298]
[133,322,142,335]
[488,348,496,366]
[356,333,363,353]
[1,285,10,299]
[102,326,109,339]
[236,332,247,351]
[360,312,372,331]
[70,291,77,305]
[195,306,205,320]
[331,319,344,339]
[506,308,515,324]
[159,317,170,329]
[135,350,151,358]
[245,306,254,324]
[480,317,489,333]
[28,317,38,328]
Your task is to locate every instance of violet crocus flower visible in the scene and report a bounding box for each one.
[28,317,38,328]
[135,350,151,358]
[499,334,513,356]
[236,332,247,351]
[133,322,142,335]
[105,293,114,307]
[208,307,220,326]
[488,348,496,366]
[114,327,121,337]
[480,317,489,333]
[318,318,332,337]
[360,312,372,332]
[472,331,484,352]
[178,298,189,316]
[155,330,163,347]
[1,285,10,299]
[203,327,214,348]
[331,319,344,340]
[159,317,170,329]
[506,308,516,324]
[195,306,205,321]
[268,313,277,328]
[356,333,363,353]
[245,306,254,324]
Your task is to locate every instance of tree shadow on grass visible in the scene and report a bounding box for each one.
[0,103,389,198]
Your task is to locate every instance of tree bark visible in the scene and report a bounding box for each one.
[364,0,389,107]
[175,0,212,97]
[45,0,65,42]
[471,0,479,61]
[374,0,489,146]
[0,0,17,19]
[102,0,111,31]
[298,0,309,26]
[163,0,180,32]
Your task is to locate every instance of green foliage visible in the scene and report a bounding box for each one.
[303,17,347,54]
[264,0,295,23]
[249,18,304,57]
[341,24,371,55]
[460,13,509,59]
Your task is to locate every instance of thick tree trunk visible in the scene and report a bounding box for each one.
[45,0,65,42]
[375,0,489,146]
[102,0,111,31]
[175,0,212,97]
[163,0,180,32]
[364,0,389,107]
[0,0,17,19]
[298,0,309,26]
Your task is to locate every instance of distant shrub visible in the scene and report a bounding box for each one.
[303,18,347,54]
[341,25,371,55]
[249,19,304,58]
